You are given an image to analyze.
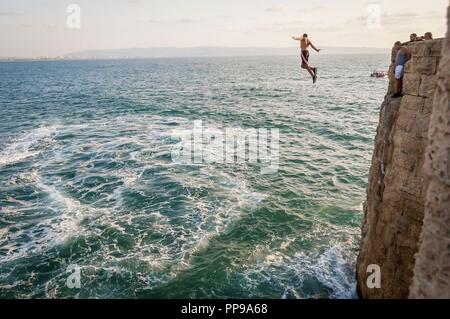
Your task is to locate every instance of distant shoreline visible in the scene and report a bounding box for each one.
[1,46,390,62]
[0,53,390,63]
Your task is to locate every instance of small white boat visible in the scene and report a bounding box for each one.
[370,70,387,78]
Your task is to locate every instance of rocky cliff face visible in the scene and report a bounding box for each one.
[356,28,448,297]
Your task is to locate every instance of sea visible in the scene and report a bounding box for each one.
[0,54,389,298]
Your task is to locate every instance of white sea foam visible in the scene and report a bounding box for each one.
[0,126,58,167]
[240,243,357,299]
[35,178,85,235]
[1,115,354,297]
[0,116,269,285]
[313,244,357,299]
[91,152,269,287]
[0,171,109,263]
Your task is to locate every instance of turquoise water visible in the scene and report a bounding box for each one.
[0,55,388,298]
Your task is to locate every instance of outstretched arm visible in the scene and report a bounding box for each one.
[310,42,321,52]
[292,36,302,41]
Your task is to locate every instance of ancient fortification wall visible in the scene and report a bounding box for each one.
[409,7,450,299]
[356,9,449,298]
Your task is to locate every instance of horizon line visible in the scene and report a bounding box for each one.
[1,45,390,60]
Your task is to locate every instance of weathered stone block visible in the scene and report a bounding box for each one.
[403,73,421,96]
[391,146,416,171]
[401,174,427,198]
[398,246,416,268]
[409,220,423,239]
[422,97,434,115]
[408,42,427,57]
[381,224,397,246]
[397,215,411,235]
[408,39,444,57]
[419,75,437,97]
[401,95,426,112]
[403,199,425,222]
[436,56,450,90]
[415,112,431,138]
[426,146,450,187]
[380,189,405,211]
[392,128,422,155]
[395,109,417,133]
[397,233,416,248]
[405,60,413,73]
[411,57,438,75]
[423,39,444,57]
[388,63,395,77]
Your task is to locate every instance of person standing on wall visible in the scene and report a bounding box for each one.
[392,41,412,98]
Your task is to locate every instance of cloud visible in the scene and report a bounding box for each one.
[272,20,302,28]
[0,11,22,16]
[148,18,201,24]
[265,4,288,13]
[178,18,199,24]
[231,20,344,35]
[42,23,57,28]
[271,17,345,32]
[215,15,231,19]
[298,5,331,13]
[353,10,441,27]
[381,12,420,25]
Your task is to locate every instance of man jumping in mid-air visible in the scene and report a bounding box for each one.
[292,33,321,83]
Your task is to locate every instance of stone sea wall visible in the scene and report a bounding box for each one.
[409,7,450,299]
[356,15,449,298]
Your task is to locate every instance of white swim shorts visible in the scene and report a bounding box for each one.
[395,65,404,80]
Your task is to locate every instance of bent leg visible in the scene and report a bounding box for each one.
[394,79,400,93]
[301,51,315,78]
[394,65,404,93]
[304,64,315,77]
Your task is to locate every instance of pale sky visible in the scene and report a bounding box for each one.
[0,0,448,57]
